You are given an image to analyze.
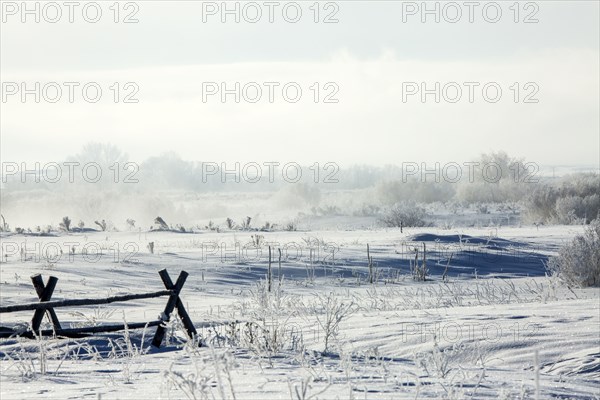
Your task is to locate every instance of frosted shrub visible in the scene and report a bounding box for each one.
[526,185,558,223]
[311,293,356,354]
[554,195,599,225]
[555,196,585,224]
[380,202,428,227]
[526,174,600,224]
[548,220,600,287]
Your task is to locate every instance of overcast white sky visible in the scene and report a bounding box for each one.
[1,1,598,167]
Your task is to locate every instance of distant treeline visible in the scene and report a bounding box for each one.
[3,144,598,225]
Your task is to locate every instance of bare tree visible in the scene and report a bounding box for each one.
[59,216,72,232]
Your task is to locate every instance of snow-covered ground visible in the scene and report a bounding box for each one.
[1,225,598,399]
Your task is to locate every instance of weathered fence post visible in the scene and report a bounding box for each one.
[152,269,197,347]
[157,269,197,342]
[30,274,61,332]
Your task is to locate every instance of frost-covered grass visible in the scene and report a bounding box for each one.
[0,226,598,399]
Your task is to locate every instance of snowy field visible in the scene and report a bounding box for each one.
[1,224,598,399]
[2,0,599,398]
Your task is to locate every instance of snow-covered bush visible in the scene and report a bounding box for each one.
[311,293,356,354]
[548,220,600,287]
[454,151,532,204]
[525,185,557,223]
[555,196,585,224]
[526,174,599,224]
[380,202,429,227]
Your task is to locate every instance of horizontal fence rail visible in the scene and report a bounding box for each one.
[0,290,173,313]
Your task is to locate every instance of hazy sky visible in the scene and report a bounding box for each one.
[1,1,599,167]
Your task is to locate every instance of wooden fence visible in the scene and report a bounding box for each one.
[0,269,197,348]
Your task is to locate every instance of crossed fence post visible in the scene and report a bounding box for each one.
[30,274,62,333]
[152,269,198,347]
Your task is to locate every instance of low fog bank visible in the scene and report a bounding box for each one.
[1,144,598,231]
